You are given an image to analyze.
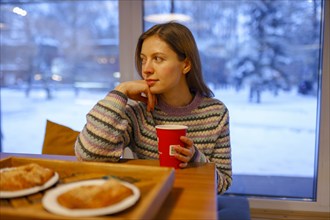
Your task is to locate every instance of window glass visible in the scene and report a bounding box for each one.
[0,0,119,152]
[144,0,323,199]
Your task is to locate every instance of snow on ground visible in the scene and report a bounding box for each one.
[1,86,317,177]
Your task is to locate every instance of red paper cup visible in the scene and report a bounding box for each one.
[156,124,188,169]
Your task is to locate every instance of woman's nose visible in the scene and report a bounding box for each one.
[142,60,154,75]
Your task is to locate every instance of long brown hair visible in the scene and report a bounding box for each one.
[135,22,214,98]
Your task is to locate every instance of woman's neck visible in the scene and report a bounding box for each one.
[159,88,193,107]
[156,92,202,116]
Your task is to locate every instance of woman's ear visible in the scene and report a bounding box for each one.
[183,59,192,74]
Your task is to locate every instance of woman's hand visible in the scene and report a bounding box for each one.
[174,136,196,168]
[115,80,157,112]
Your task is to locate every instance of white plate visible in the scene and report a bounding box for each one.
[42,179,140,217]
[0,167,59,199]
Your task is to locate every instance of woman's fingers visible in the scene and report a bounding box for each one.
[180,136,193,147]
[179,162,188,168]
[133,93,149,103]
[175,152,190,162]
[173,136,195,167]
[174,146,193,162]
[143,85,157,112]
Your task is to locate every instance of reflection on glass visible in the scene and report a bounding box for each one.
[144,0,323,199]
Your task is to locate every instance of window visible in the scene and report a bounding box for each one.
[142,0,329,211]
[0,0,119,152]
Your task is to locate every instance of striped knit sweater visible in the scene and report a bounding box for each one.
[75,90,232,194]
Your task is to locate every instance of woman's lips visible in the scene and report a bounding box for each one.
[146,79,158,86]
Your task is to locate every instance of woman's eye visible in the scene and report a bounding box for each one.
[154,56,163,62]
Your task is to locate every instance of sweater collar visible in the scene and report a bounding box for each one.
[156,92,202,116]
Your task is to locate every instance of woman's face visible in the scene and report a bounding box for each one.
[140,35,190,96]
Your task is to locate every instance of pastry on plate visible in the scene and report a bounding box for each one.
[57,178,134,209]
[0,163,55,191]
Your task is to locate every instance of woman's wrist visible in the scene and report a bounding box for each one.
[189,146,198,162]
[114,84,127,95]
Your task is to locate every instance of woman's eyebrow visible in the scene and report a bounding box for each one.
[141,52,166,57]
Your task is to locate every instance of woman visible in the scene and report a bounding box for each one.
[75,22,232,194]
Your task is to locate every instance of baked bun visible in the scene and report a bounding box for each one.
[0,163,55,191]
[57,178,134,209]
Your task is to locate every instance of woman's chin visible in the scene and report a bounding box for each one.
[149,87,162,94]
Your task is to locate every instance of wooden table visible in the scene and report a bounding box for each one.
[0,153,218,220]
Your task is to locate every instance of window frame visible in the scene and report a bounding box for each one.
[119,0,330,212]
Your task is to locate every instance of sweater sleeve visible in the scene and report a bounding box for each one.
[213,108,232,194]
[75,90,132,162]
[191,107,232,194]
